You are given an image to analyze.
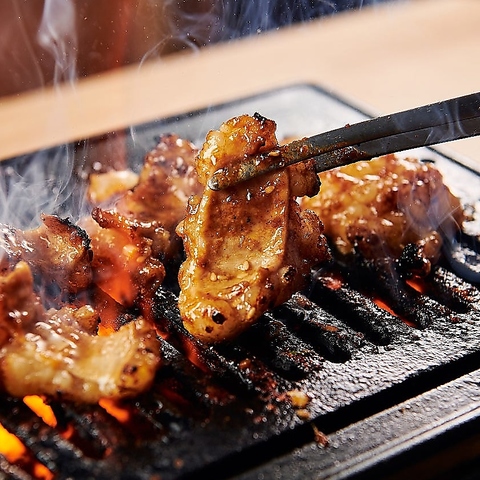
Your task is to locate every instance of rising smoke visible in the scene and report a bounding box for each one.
[213,0,382,40]
[0,0,395,227]
[37,0,78,86]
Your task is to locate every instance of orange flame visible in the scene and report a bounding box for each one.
[0,396,56,464]
[34,464,54,480]
[0,423,25,462]
[372,297,397,316]
[373,296,416,328]
[0,421,53,480]
[406,278,426,294]
[0,396,56,479]
[23,395,57,428]
[99,398,130,423]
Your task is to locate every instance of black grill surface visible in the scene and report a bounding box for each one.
[1,84,480,480]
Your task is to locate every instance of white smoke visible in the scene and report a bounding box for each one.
[0,2,80,228]
[37,0,78,86]
[136,0,391,64]
[213,0,386,40]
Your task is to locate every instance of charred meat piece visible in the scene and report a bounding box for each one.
[0,214,93,294]
[176,114,330,343]
[81,208,168,315]
[0,261,160,403]
[302,154,464,274]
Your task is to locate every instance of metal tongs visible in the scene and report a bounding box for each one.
[208,91,480,190]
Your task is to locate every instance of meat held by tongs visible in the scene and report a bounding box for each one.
[208,91,480,190]
[176,114,331,343]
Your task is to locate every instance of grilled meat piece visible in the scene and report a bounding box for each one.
[0,134,202,402]
[81,208,168,314]
[116,134,202,232]
[87,169,139,205]
[87,134,202,262]
[0,261,160,403]
[0,214,93,294]
[176,114,330,343]
[302,154,464,274]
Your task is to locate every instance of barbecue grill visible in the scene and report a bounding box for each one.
[1,84,480,480]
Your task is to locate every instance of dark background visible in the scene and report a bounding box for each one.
[0,0,397,97]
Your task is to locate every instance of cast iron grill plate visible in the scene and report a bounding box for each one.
[1,84,480,480]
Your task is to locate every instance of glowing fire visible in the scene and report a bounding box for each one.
[373,292,416,328]
[99,398,130,423]
[372,297,397,316]
[23,395,57,427]
[0,396,55,480]
[0,423,25,461]
[406,278,427,294]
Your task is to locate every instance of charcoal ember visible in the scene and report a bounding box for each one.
[397,242,433,278]
[428,266,480,313]
[340,255,443,328]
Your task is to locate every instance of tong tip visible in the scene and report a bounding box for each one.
[207,150,287,191]
[207,170,224,191]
